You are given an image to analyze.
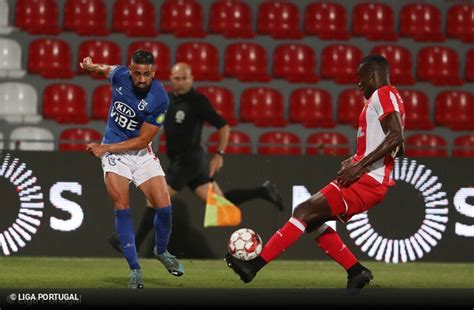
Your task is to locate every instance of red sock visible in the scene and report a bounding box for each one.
[315,226,358,270]
[260,217,306,263]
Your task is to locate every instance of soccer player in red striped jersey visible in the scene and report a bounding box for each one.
[225,55,406,291]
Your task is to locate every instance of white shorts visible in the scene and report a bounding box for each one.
[101,145,165,187]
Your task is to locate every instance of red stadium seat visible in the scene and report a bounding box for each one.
[224,42,271,82]
[466,49,474,82]
[257,1,302,39]
[352,3,397,41]
[175,42,222,81]
[435,91,474,131]
[112,0,157,37]
[158,133,167,154]
[289,88,334,128]
[306,132,350,156]
[258,131,301,155]
[43,84,88,124]
[77,40,121,79]
[321,44,363,84]
[240,87,286,127]
[59,128,102,151]
[405,134,448,157]
[160,0,205,37]
[127,41,171,80]
[453,135,474,158]
[15,0,60,34]
[208,130,252,154]
[337,88,365,128]
[64,0,108,36]
[446,4,474,43]
[370,45,415,85]
[195,86,237,126]
[273,44,318,83]
[91,85,112,121]
[417,47,463,85]
[398,89,433,130]
[209,0,254,38]
[304,2,349,40]
[28,39,74,78]
[399,4,444,42]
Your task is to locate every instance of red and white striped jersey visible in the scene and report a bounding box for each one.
[353,85,405,186]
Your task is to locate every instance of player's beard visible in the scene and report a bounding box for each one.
[133,84,151,97]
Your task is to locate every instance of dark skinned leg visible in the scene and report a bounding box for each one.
[292,191,334,232]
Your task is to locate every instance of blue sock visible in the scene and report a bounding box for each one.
[114,208,140,270]
[154,205,172,255]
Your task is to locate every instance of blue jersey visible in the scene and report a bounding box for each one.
[102,66,169,144]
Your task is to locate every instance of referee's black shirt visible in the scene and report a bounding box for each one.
[164,88,227,159]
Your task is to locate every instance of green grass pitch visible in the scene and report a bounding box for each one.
[0,257,472,289]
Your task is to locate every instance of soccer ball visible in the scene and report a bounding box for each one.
[227,228,262,261]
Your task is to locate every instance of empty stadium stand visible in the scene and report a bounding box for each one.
[1,0,472,157]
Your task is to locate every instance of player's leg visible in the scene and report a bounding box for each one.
[225,190,332,283]
[192,152,284,210]
[138,175,184,277]
[105,172,143,288]
[189,152,220,201]
[223,181,285,211]
[310,222,372,289]
[117,157,186,254]
[108,185,176,253]
[138,175,171,249]
[101,153,143,288]
[133,186,178,251]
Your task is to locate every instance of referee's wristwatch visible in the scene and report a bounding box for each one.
[215,150,225,156]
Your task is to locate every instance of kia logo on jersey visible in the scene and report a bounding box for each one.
[111,101,139,130]
[113,101,136,118]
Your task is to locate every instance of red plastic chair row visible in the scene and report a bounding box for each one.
[25,38,471,84]
[56,127,474,158]
[165,130,350,156]
[41,81,474,133]
[452,135,474,157]
[434,91,474,131]
[15,1,474,42]
[403,134,474,158]
[59,128,102,151]
[405,134,449,157]
[55,128,474,158]
[198,132,474,157]
[338,89,473,131]
[208,131,252,154]
[257,131,350,156]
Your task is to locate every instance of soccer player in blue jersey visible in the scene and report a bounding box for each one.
[80,50,183,289]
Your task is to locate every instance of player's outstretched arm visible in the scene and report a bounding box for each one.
[79,57,116,78]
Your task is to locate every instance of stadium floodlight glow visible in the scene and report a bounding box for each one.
[0,152,44,256]
[345,158,448,263]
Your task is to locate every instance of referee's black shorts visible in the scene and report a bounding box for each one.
[166,148,210,192]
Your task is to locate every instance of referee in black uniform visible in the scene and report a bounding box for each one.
[110,62,284,253]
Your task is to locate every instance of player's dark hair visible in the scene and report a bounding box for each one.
[131,50,154,65]
[360,55,390,73]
